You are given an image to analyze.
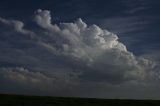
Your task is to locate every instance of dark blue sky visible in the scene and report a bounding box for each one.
[0,0,160,99]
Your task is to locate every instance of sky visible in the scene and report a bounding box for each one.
[0,0,160,99]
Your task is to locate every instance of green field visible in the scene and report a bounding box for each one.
[0,94,160,106]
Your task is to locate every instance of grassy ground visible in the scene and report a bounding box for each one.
[0,94,160,106]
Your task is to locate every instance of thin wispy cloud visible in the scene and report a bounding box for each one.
[121,0,150,14]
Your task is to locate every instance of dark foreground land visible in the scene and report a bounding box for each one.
[0,94,160,106]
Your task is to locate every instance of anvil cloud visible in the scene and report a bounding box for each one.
[0,9,159,99]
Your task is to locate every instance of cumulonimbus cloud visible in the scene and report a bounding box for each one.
[0,9,159,97]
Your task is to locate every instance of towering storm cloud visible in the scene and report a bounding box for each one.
[0,9,159,99]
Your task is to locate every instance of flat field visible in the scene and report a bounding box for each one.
[0,94,160,106]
